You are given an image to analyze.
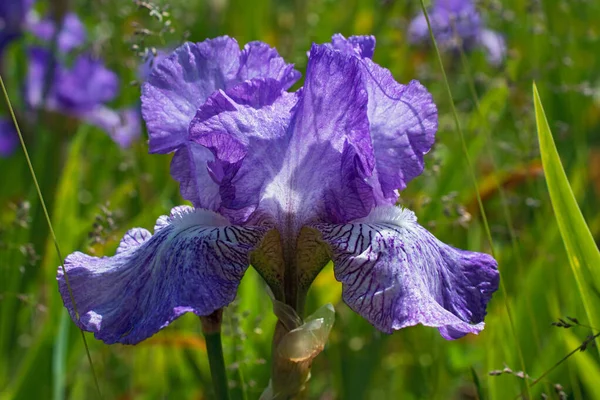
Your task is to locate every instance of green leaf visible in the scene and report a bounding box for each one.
[533,83,600,337]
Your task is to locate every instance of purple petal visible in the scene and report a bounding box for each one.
[57,206,267,344]
[170,142,221,210]
[25,47,56,109]
[0,0,32,53]
[361,61,437,199]
[409,0,481,45]
[478,29,506,66]
[236,41,301,89]
[189,79,297,222]
[324,35,438,201]
[54,54,119,111]
[189,45,373,229]
[314,206,499,339]
[141,37,300,155]
[280,45,373,227]
[28,12,86,53]
[329,34,376,59]
[138,49,169,82]
[408,14,429,43]
[0,118,18,157]
[80,106,142,148]
[26,48,119,113]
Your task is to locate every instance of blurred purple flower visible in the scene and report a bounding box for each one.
[28,12,86,53]
[58,35,498,344]
[0,118,18,157]
[0,10,141,157]
[0,0,32,54]
[409,0,506,65]
[25,47,140,148]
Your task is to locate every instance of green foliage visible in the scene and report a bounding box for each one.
[1,0,600,399]
[533,83,600,353]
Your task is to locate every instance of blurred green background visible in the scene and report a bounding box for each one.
[1,0,600,399]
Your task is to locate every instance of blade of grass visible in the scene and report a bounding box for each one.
[0,74,102,398]
[532,83,600,354]
[52,309,69,400]
[417,2,530,398]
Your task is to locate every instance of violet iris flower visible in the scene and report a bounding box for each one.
[57,35,499,344]
[25,47,140,148]
[0,0,32,54]
[409,0,506,65]
[0,8,140,156]
[0,119,18,157]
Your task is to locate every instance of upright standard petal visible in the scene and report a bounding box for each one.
[273,44,373,227]
[141,37,300,154]
[327,34,376,59]
[361,61,437,198]
[57,206,267,344]
[0,118,18,157]
[325,35,438,200]
[188,45,374,228]
[314,206,499,339]
[189,78,297,222]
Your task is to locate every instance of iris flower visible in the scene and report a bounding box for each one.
[0,4,140,156]
[409,0,506,65]
[25,47,140,147]
[57,35,499,346]
[0,0,32,54]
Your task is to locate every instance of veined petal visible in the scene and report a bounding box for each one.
[190,45,374,228]
[328,34,376,59]
[141,37,300,154]
[314,206,499,339]
[0,118,18,157]
[361,61,437,198]
[324,35,438,200]
[274,44,373,228]
[189,78,297,222]
[237,41,301,90]
[57,206,267,344]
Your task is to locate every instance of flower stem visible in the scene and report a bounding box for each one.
[200,310,230,400]
[204,332,230,400]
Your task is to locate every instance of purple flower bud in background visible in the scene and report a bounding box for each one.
[0,118,19,157]
[28,12,86,53]
[0,0,33,54]
[25,47,140,148]
[0,8,141,156]
[409,0,506,65]
[57,35,499,345]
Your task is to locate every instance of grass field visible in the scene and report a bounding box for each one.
[1,0,600,399]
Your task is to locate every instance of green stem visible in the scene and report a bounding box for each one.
[204,332,230,400]
[200,310,230,400]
